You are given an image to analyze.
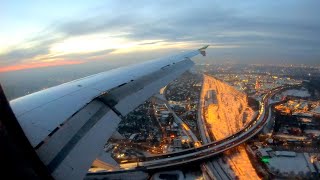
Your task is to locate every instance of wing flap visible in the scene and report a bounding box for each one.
[8,46,208,179]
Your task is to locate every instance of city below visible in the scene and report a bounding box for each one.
[2,2,320,180]
[84,64,320,180]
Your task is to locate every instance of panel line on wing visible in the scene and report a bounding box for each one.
[46,104,110,173]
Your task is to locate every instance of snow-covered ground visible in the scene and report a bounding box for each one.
[268,99,278,104]
[96,152,119,168]
[281,89,310,98]
[86,171,149,180]
[267,153,313,177]
[184,172,203,180]
[202,75,259,180]
[311,106,320,114]
[203,75,255,140]
[304,129,320,136]
[273,134,307,141]
[225,146,260,179]
[151,170,184,180]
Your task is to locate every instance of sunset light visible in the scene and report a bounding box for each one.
[0,60,83,73]
[50,34,135,55]
[1,1,320,180]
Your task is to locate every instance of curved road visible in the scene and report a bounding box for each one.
[120,85,291,170]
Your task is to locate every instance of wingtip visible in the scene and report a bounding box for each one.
[199,45,209,51]
[199,45,209,56]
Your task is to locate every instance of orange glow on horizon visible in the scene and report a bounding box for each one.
[0,60,84,73]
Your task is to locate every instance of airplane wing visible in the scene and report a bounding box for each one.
[8,45,208,179]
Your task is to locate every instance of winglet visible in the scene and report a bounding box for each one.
[199,45,209,56]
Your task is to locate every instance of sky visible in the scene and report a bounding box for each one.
[1,0,320,73]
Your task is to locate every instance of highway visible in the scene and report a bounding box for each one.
[153,93,201,147]
[160,84,221,179]
[196,77,231,180]
[120,85,291,170]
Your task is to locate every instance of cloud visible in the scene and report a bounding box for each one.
[54,1,320,51]
[1,0,320,72]
[0,32,65,66]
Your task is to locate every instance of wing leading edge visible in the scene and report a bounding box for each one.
[9,45,209,179]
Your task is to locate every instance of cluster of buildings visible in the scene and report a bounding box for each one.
[269,90,320,148]
[252,82,320,178]
[254,146,320,179]
[152,99,193,152]
[105,101,164,162]
[103,64,320,179]
[213,73,301,98]
[197,64,315,100]
[165,72,201,104]
[198,63,320,79]
[275,98,320,118]
[164,72,201,135]
[117,101,161,142]
[108,72,203,160]
[198,64,320,178]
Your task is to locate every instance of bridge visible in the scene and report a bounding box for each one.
[116,86,288,170]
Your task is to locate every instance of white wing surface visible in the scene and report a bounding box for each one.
[9,45,208,179]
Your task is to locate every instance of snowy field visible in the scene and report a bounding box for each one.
[267,153,313,176]
[304,129,320,136]
[311,106,320,114]
[281,89,310,98]
[202,75,259,180]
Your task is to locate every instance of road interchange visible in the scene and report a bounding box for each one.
[120,85,290,170]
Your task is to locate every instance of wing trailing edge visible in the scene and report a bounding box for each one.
[7,46,208,179]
